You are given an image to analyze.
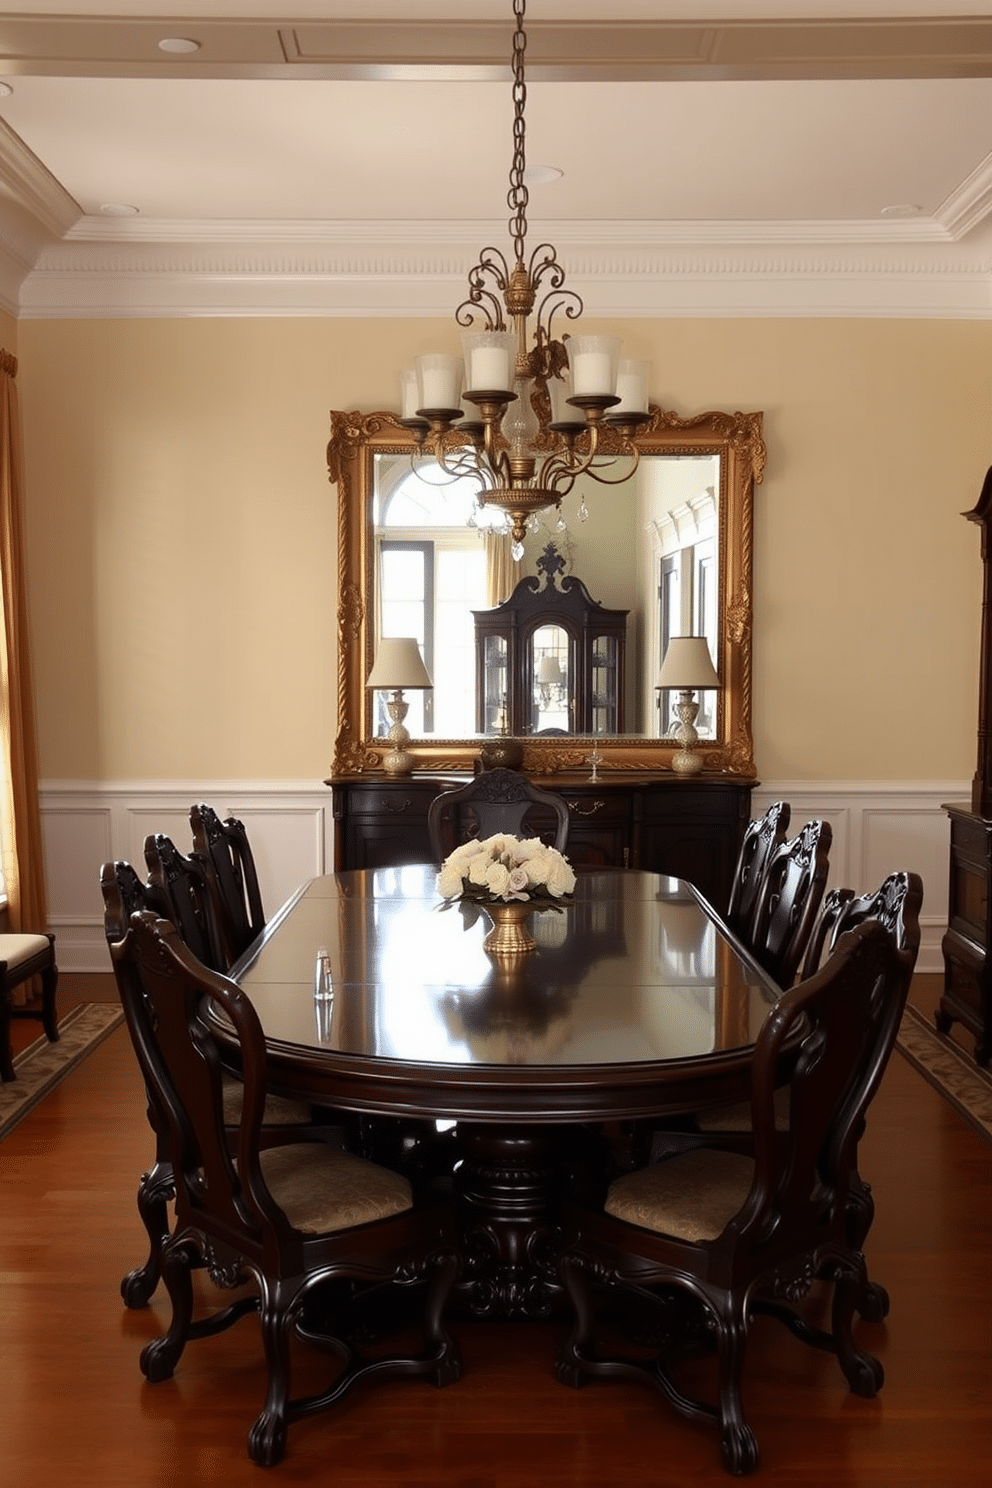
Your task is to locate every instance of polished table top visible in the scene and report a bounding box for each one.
[228,864,781,1123]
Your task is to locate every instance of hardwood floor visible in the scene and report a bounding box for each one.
[1,972,990,1486]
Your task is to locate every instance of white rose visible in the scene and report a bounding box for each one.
[546,854,576,897]
[468,854,492,886]
[485,862,511,898]
[523,846,552,887]
[437,863,465,899]
[450,839,481,864]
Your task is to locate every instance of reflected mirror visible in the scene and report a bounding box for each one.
[328,406,764,777]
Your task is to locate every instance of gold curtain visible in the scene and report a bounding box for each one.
[483,530,522,608]
[0,349,48,975]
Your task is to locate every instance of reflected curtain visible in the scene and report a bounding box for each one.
[0,350,48,992]
[483,530,522,607]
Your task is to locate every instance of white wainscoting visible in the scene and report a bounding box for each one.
[40,778,957,975]
[40,781,336,973]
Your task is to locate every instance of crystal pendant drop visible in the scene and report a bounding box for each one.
[511,539,524,561]
[578,499,589,523]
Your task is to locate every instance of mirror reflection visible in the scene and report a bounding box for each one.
[372,452,720,740]
[327,404,763,778]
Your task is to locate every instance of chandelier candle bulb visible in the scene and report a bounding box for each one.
[613,359,651,416]
[400,368,420,420]
[568,336,623,397]
[415,353,463,411]
[462,330,515,392]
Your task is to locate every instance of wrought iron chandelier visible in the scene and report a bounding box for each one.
[399,0,652,554]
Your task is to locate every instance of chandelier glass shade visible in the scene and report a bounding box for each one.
[399,0,652,554]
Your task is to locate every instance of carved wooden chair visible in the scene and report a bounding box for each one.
[0,931,59,1082]
[101,859,336,1311]
[697,870,923,1322]
[189,801,266,965]
[114,909,462,1466]
[427,767,570,861]
[143,831,228,974]
[746,818,832,987]
[555,920,903,1476]
[725,800,791,942]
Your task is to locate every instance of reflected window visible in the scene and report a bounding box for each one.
[655,472,719,739]
[375,461,495,736]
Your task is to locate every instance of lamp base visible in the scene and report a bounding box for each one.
[671,746,704,777]
[382,746,416,776]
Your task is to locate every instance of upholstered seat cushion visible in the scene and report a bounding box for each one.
[221,1074,313,1127]
[605,1148,755,1243]
[0,933,53,970]
[258,1144,413,1234]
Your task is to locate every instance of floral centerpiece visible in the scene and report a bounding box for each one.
[437,833,576,905]
[437,834,576,958]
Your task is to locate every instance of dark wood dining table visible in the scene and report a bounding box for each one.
[226,863,782,1316]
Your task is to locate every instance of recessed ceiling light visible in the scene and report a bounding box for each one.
[880,203,922,219]
[0,83,13,99]
[158,37,200,55]
[100,203,140,217]
[524,165,563,185]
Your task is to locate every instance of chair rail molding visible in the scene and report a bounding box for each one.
[40,778,955,974]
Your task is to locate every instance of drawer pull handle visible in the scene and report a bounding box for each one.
[565,799,606,816]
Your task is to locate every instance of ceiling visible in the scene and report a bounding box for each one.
[2,2,992,318]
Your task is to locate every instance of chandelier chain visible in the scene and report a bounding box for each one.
[508,0,529,267]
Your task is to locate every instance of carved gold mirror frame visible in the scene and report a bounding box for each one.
[327,405,764,778]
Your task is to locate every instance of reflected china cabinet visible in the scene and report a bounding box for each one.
[473,545,628,737]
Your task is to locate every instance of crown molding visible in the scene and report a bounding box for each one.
[15,228,992,319]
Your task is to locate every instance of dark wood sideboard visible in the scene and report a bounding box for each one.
[327,772,753,911]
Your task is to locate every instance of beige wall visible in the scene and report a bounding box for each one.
[16,314,992,784]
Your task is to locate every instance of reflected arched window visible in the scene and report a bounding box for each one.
[373,461,504,737]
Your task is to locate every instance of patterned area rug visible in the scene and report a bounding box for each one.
[896,1002,992,1145]
[0,1002,125,1142]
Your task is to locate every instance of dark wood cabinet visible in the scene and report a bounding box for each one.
[940,465,992,1065]
[939,803,992,1065]
[328,772,752,911]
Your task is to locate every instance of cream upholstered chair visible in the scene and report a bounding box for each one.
[0,931,58,1082]
[556,921,905,1477]
[115,910,461,1466]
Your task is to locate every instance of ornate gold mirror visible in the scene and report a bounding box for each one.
[328,405,764,777]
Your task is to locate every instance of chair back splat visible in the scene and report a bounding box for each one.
[189,802,266,964]
[143,832,228,973]
[112,910,461,1466]
[726,800,790,941]
[427,767,569,862]
[748,818,832,987]
[556,919,905,1476]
